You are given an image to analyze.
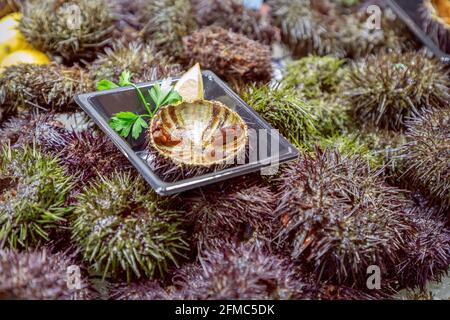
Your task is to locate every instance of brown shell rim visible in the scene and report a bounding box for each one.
[148,99,249,168]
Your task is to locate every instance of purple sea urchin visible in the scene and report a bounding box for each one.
[20,0,117,62]
[57,129,132,187]
[274,149,415,287]
[191,0,279,45]
[71,173,189,281]
[396,206,450,290]
[0,112,70,153]
[140,0,197,60]
[110,280,170,300]
[344,51,450,130]
[0,248,89,300]
[0,144,72,249]
[0,63,93,113]
[89,41,179,84]
[181,175,277,252]
[182,26,272,82]
[172,241,314,300]
[398,109,450,211]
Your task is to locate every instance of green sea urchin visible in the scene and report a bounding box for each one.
[0,144,72,249]
[0,63,93,113]
[317,133,382,168]
[172,241,314,300]
[191,0,279,45]
[274,148,415,287]
[140,0,197,60]
[398,109,450,211]
[181,175,277,252]
[242,84,316,149]
[0,249,89,300]
[71,173,189,281]
[344,51,450,130]
[182,26,272,82]
[282,56,345,99]
[20,0,117,61]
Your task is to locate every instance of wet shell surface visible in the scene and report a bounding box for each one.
[148,100,248,166]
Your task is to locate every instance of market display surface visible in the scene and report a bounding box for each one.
[0,0,449,300]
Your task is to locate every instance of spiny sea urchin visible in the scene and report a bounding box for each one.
[306,97,352,138]
[344,51,450,130]
[317,133,382,168]
[0,63,93,113]
[144,144,235,183]
[71,172,189,281]
[336,7,415,59]
[110,280,170,300]
[89,41,178,84]
[274,148,416,287]
[140,0,197,60]
[0,144,72,249]
[20,0,117,61]
[172,241,314,300]
[398,108,450,211]
[396,205,450,291]
[180,175,277,252]
[242,84,317,149]
[281,56,345,99]
[57,129,132,188]
[0,248,89,300]
[182,26,272,82]
[0,112,70,153]
[268,0,338,57]
[191,0,279,45]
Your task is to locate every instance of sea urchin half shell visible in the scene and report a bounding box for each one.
[148,100,248,167]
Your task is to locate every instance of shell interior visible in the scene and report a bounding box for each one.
[149,100,248,166]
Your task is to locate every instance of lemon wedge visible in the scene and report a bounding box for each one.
[0,13,32,62]
[0,49,50,73]
[174,63,204,102]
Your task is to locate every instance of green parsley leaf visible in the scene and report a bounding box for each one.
[109,111,139,138]
[131,117,149,139]
[97,79,119,91]
[162,90,182,106]
[119,70,133,87]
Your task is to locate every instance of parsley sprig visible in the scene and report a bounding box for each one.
[97,71,182,140]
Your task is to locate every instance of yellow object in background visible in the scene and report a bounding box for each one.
[0,13,32,62]
[0,49,50,73]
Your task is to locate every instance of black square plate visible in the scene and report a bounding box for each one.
[386,0,450,63]
[75,70,299,195]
